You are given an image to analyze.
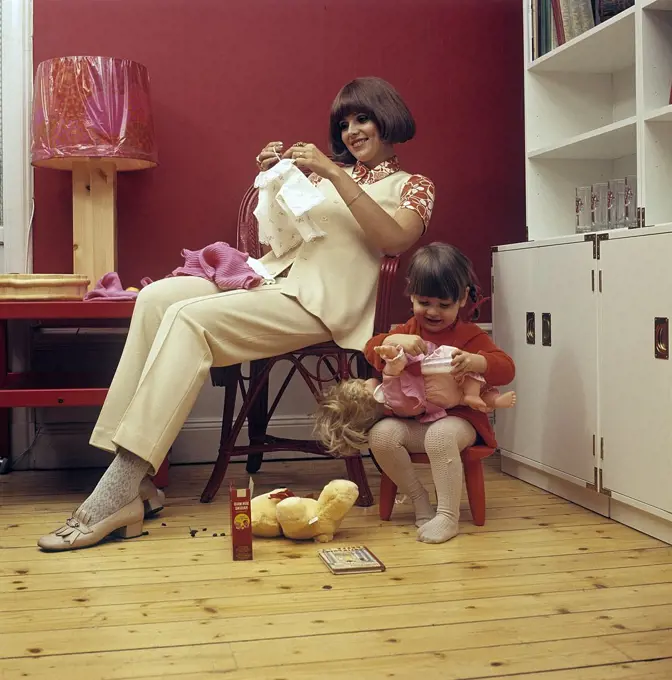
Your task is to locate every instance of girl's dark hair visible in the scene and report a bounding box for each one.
[406,242,488,321]
[329,77,416,164]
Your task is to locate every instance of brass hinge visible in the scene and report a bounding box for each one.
[591,270,595,292]
[592,434,596,457]
[491,274,495,295]
[598,468,612,497]
[599,270,603,293]
[600,437,604,460]
[586,466,598,491]
[642,206,646,228]
[584,233,609,259]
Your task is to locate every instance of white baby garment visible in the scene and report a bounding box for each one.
[253,159,327,258]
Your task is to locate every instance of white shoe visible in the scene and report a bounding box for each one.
[38,497,144,552]
[139,477,166,518]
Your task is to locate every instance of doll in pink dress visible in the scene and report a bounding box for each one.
[374,341,516,421]
[313,340,515,458]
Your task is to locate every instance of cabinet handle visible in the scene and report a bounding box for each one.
[655,317,669,360]
[526,312,535,345]
[542,313,552,347]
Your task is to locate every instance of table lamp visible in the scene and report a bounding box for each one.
[31,56,158,288]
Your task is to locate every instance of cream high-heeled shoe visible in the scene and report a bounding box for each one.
[37,497,145,552]
[139,477,166,518]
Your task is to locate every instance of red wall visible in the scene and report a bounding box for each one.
[33,0,525,322]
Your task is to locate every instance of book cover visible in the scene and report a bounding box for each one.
[318,546,386,574]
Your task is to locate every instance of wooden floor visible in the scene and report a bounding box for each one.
[1,457,672,680]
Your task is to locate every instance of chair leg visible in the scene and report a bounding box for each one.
[246,360,270,474]
[379,472,398,521]
[201,365,240,503]
[153,454,170,489]
[344,455,374,507]
[463,458,486,526]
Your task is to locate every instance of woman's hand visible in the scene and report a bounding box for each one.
[256,141,284,171]
[451,349,487,378]
[283,143,340,180]
[384,334,427,357]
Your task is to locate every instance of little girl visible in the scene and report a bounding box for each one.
[315,242,515,544]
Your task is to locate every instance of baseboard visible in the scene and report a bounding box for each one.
[14,414,321,470]
[609,498,672,545]
[171,415,321,464]
[500,451,609,517]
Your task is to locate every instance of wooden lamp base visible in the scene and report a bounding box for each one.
[72,160,118,289]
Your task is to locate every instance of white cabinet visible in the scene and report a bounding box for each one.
[493,228,672,542]
[502,0,672,541]
[493,238,597,486]
[599,229,672,518]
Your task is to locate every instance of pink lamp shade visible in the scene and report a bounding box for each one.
[31,56,158,171]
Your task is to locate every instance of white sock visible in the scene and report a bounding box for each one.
[369,418,434,527]
[78,448,150,524]
[417,417,475,544]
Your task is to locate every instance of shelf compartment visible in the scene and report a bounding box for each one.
[643,117,672,227]
[528,117,637,160]
[529,6,635,74]
[645,104,672,122]
[526,154,637,241]
[642,7,672,110]
[643,0,672,11]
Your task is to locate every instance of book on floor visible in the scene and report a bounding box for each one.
[318,545,386,574]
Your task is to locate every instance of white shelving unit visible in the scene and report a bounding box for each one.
[523,0,672,239]
[492,0,672,544]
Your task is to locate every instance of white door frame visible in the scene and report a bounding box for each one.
[1,0,34,467]
[2,0,33,275]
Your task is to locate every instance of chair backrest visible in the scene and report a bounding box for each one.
[236,185,399,336]
[237,185,263,260]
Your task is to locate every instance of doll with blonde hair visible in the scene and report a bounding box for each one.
[315,243,515,544]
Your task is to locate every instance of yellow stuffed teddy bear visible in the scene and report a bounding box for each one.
[251,479,359,543]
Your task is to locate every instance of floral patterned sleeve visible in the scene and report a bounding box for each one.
[399,175,436,232]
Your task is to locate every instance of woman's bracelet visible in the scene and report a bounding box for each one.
[346,189,364,208]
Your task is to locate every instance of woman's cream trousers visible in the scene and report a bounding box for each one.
[90,276,331,473]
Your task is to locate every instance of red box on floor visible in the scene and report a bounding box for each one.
[230,481,253,560]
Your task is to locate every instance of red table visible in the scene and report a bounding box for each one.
[0,301,169,485]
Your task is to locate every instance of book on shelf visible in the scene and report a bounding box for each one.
[531,0,635,61]
[597,0,634,23]
[318,545,386,574]
[531,0,595,59]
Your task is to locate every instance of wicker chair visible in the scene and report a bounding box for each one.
[200,184,399,506]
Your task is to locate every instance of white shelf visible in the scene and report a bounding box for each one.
[645,104,672,122]
[643,0,672,10]
[529,6,635,74]
[528,117,637,160]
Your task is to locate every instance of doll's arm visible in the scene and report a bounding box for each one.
[374,344,407,376]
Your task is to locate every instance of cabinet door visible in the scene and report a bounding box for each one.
[599,232,672,515]
[493,241,598,485]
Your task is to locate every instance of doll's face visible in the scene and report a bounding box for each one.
[412,290,469,333]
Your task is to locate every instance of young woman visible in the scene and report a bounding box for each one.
[39,76,436,552]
